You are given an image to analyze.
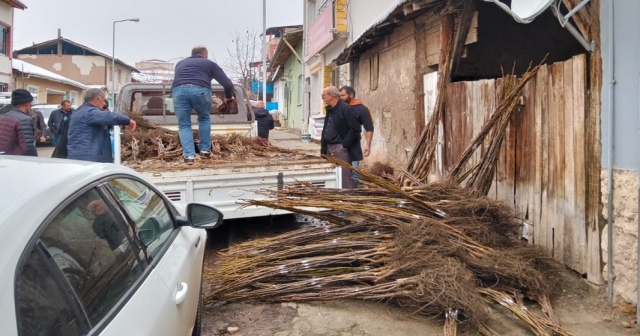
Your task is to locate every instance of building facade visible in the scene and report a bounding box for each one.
[0,0,26,91]
[13,59,87,104]
[335,0,615,299]
[303,0,397,138]
[600,0,640,305]
[14,30,139,101]
[268,28,304,133]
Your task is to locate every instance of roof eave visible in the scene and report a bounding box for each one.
[267,30,303,72]
[13,71,89,90]
[2,0,27,9]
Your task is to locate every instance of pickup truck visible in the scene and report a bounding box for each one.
[113,83,338,220]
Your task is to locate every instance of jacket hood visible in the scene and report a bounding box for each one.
[349,99,363,106]
[254,108,270,119]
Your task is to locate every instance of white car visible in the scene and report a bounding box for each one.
[31,104,78,145]
[0,156,222,336]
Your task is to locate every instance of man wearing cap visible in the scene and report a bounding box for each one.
[0,89,37,156]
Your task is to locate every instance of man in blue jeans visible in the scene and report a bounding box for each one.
[172,45,235,164]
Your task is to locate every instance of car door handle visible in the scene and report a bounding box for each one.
[175,282,189,305]
[194,236,201,248]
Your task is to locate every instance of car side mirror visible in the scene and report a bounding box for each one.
[180,203,224,229]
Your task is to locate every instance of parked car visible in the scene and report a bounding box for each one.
[31,104,78,146]
[0,156,222,336]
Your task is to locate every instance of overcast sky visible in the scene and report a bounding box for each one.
[14,0,303,67]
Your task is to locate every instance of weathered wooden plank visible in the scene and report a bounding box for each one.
[537,65,551,252]
[444,82,468,174]
[573,54,588,273]
[480,79,498,199]
[506,81,517,209]
[562,0,590,40]
[443,83,456,172]
[515,77,537,241]
[465,11,479,45]
[462,81,472,176]
[550,61,566,263]
[451,0,475,74]
[495,78,508,204]
[495,78,516,208]
[585,0,605,285]
[563,58,577,269]
[471,81,483,170]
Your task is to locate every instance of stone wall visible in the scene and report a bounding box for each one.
[355,21,418,166]
[601,168,639,304]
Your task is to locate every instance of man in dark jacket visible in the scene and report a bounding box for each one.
[48,100,74,146]
[172,45,235,164]
[0,89,37,156]
[67,88,136,163]
[30,108,47,145]
[340,86,374,188]
[320,86,362,189]
[254,101,274,145]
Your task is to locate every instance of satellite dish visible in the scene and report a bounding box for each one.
[511,0,555,21]
[484,0,554,24]
[484,0,595,53]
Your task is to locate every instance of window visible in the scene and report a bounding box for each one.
[370,53,379,91]
[117,70,122,84]
[297,75,303,105]
[107,178,174,260]
[31,188,142,326]
[69,90,78,105]
[331,67,346,88]
[0,25,10,56]
[16,248,85,335]
[0,82,8,92]
[26,85,39,95]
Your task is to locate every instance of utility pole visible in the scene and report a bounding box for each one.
[262,0,267,102]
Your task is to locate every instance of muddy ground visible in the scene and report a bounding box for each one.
[201,215,640,336]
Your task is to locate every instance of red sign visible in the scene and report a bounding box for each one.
[307,4,334,56]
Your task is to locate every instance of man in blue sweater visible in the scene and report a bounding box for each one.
[172,46,235,164]
[67,88,136,163]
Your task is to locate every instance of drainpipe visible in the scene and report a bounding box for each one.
[606,0,615,306]
[637,3,640,324]
[302,0,309,133]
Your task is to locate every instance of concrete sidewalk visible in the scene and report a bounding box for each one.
[269,128,319,156]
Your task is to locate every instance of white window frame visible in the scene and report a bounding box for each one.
[69,90,79,105]
[26,85,39,96]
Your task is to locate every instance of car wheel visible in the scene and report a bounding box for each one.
[192,272,203,336]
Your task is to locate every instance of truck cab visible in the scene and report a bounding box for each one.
[114,83,257,137]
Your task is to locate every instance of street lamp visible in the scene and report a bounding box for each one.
[112,18,140,103]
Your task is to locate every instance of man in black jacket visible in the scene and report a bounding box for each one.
[30,108,47,145]
[254,100,274,144]
[48,100,74,146]
[320,86,362,189]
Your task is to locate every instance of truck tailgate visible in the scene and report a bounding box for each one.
[140,160,337,220]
